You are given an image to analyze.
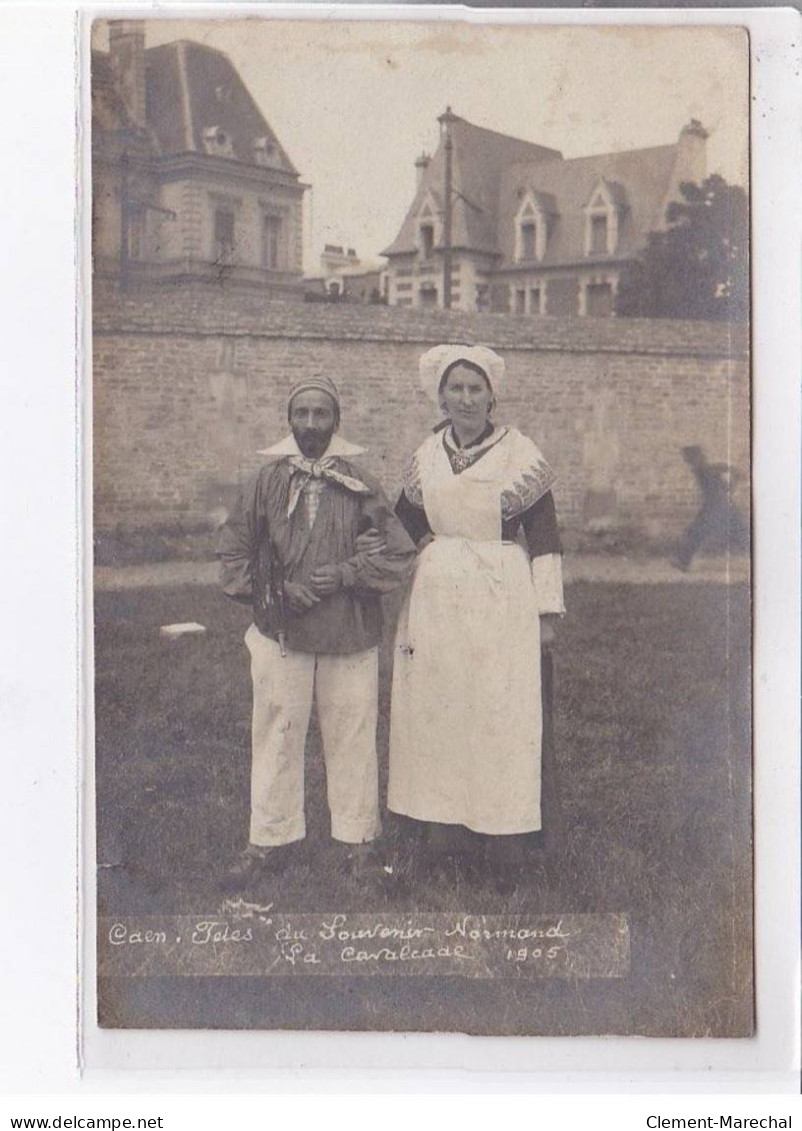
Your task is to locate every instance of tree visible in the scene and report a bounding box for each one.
[615,175,748,321]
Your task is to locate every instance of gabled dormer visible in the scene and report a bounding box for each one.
[417,192,442,259]
[583,177,627,256]
[514,190,555,262]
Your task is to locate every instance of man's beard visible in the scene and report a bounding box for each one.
[293,425,335,459]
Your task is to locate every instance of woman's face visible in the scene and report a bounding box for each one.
[440,364,493,428]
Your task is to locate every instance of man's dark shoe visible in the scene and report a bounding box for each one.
[221,845,284,892]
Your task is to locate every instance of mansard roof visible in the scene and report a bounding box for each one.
[92,38,299,176]
[146,40,298,173]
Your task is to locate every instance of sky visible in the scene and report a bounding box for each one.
[95,17,749,274]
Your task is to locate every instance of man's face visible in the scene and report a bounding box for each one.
[290,390,337,459]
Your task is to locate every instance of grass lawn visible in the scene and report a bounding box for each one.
[94,580,751,1036]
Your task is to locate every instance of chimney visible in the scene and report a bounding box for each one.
[415,152,431,191]
[657,119,710,228]
[676,119,709,184]
[109,20,147,131]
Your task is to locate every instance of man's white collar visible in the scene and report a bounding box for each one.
[258,433,366,458]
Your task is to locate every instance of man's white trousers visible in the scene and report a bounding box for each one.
[244,623,381,847]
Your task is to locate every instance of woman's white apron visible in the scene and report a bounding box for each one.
[388,431,543,834]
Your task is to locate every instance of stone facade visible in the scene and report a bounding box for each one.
[92,23,306,298]
[304,245,387,304]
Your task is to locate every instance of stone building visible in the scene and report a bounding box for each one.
[304,245,387,303]
[382,114,708,316]
[92,21,307,297]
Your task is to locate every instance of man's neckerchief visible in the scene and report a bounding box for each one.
[285,454,372,518]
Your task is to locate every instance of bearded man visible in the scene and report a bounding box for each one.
[218,375,415,886]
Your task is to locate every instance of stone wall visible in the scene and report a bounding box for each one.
[92,285,749,549]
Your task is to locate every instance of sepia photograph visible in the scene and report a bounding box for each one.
[90,15,751,1037]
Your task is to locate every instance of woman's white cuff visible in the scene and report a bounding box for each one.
[531,552,565,615]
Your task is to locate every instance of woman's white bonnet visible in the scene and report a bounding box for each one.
[418,344,505,405]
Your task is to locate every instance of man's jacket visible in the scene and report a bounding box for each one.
[218,434,415,655]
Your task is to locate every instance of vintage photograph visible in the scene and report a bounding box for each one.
[90,16,751,1036]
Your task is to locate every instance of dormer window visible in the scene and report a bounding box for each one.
[515,192,550,262]
[583,179,626,257]
[203,126,234,157]
[420,223,434,258]
[417,194,441,259]
[254,137,277,167]
[590,214,608,254]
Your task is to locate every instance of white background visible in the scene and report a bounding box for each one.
[0,0,799,1116]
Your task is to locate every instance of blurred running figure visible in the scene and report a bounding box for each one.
[672,446,748,571]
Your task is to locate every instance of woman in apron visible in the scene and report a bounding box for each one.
[388,345,565,877]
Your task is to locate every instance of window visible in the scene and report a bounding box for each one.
[586,282,614,317]
[262,214,283,270]
[416,194,441,258]
[203,126,234,157]
[254,137,277,167]
[515,193,551,262]
[520,223,536,260]
[419,285,438,308]
[213,208,236,262]
[515,289,526,314]
[583,179,625,257]
[127,210,143,260]
[420,224,434,259]
[529,287,541,315]
[490,284,511,313]
[590,214,609,255]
